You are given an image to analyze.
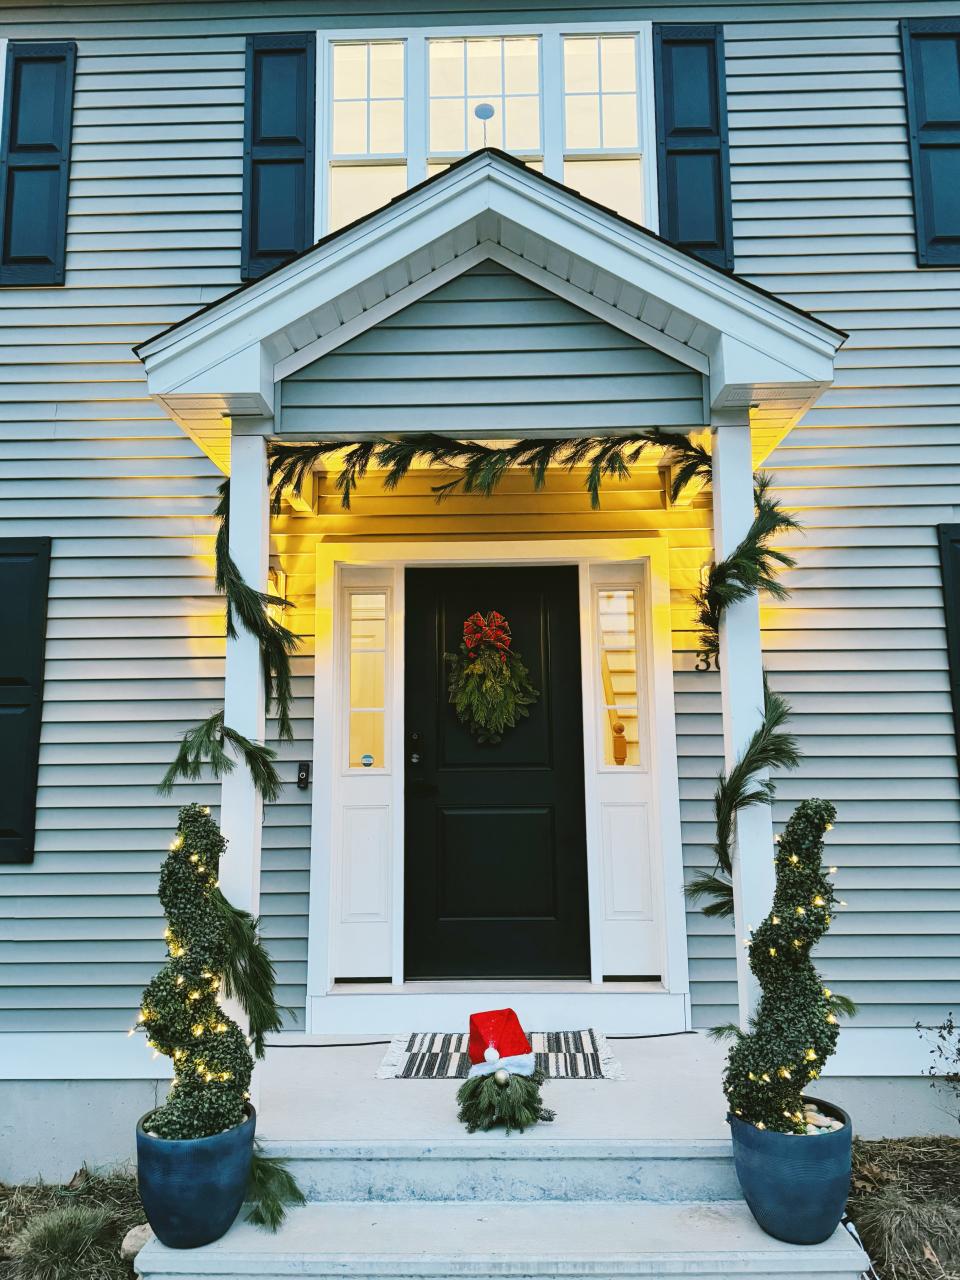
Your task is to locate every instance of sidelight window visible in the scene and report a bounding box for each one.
[346,591,388,770]
[596,586,642,769]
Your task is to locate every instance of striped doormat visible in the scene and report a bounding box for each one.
[376,1029,624,1080]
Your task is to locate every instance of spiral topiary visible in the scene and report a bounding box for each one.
[138,804,253,1139]
[721,797,853,1133]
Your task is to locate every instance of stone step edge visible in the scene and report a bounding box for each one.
[258,1137,735,1161]
[136,1202,869,1280]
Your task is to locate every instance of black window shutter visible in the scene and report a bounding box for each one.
[901,19,960,267]
[242,32,316,282]
[0,538,50,864]
[653,24,733,271]
[0,41,76,287]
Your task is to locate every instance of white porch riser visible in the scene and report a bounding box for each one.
[135,1201,868,1280]
[259,1138,741,1203]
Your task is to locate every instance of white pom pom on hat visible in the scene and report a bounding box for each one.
[483,1045,500,1063]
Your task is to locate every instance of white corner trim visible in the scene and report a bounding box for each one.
[0,1033,174,1081]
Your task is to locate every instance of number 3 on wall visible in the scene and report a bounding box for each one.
[694,651,720,672]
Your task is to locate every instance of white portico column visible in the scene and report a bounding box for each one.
[711,412,776,1025]
[218,431,269,918]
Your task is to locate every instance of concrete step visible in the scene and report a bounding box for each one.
[136,1200,870,1280]
[259,1136,740,1203]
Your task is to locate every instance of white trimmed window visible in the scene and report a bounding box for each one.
[562,34,643,221]
[319,24,655,235]
[328,40,407,231]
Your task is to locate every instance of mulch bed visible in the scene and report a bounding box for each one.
[848,1137,960,1280]
[0,1169,142,1280]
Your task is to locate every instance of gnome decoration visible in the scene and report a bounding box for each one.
[456,1008,554,1133]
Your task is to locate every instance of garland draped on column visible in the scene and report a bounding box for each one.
[158,427,803,922]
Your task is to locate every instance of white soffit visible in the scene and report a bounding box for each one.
[136,151,845,462]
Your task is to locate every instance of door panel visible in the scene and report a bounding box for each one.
[404,565,590,979]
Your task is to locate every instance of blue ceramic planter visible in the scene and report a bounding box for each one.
[136,1105,256,1249]
[728,1097,852,1245]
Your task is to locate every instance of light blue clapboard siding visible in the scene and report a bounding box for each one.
[0,31,245,1033]
[279,263,707,437]
[679,13,960,1031]
[0,0,957,1044]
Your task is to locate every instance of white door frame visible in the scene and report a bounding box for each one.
[306,536,690,1033]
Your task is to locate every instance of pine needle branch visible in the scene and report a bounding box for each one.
[209,890,286,1057]
[686,871,735,917]
[158,711,282,802]
[245,1146,306,1231]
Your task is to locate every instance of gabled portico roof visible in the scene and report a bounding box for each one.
[136,149,845,471]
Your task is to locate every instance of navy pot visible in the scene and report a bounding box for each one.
[136,1105,255,1249]
[728,1097,852,1245]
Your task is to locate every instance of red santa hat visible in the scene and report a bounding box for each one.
[468,1008,531,1065]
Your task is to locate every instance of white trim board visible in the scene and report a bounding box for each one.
[0,1028,940,1081]
[137,151,843,468]
[306,537,689,1035]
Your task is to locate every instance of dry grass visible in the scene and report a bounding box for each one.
[0,1170,143,1280]
[849,1137,960,1280]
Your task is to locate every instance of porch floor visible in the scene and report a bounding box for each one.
[257,1030,730,1142]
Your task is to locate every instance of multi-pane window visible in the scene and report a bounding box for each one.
[562,35,642,221]
[321,28,654,232]
[347,592,388,769]
[329,41,407,231]
[596,587,641,768]
[428,37,541,159]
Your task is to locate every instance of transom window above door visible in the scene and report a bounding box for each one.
[322,26,654,233]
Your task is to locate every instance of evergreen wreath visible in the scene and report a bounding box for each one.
[136,804,304,1227]
[445,611,539,743]
[712,798,856,1132]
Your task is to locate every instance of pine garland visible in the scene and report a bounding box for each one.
[162,429,702,798]
[713,798,854,1132]
[695,474,799,662]
[158,711,282,804]
[456,1069,554,1134]
[214,479,299,743]
[266,429,691,512]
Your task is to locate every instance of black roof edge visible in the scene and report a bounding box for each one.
[134,146,848,359]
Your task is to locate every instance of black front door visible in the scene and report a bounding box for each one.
[404,565,590,979]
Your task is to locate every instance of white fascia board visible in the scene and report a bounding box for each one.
[139,154,842,416]
[485,170,842,377]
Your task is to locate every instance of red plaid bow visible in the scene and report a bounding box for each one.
[463,610,512,660]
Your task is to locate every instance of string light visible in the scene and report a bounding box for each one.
[829,866,838,875]
[788,853,799,865]
[804,1049,817,1062]
[795,906,806,916]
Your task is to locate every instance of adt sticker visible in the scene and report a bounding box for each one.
[360,753,375,768]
